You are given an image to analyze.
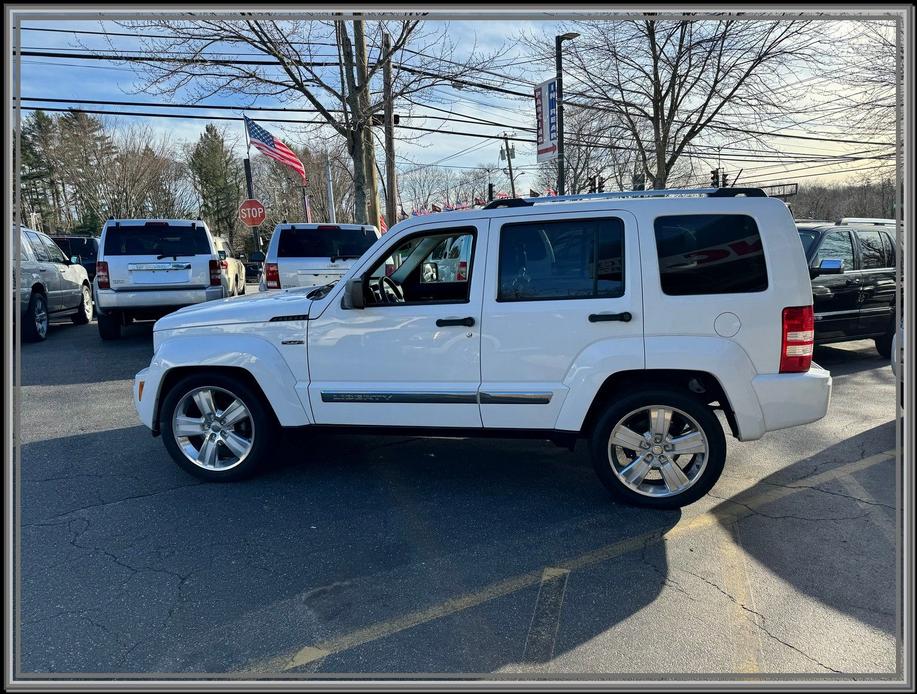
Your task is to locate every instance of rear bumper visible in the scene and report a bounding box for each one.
[752,363,832,433]
[96,286,224,312]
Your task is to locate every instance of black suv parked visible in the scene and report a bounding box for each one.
[797,221,898,357]
[51,235,100,283]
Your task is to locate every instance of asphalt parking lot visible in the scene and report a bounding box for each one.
[16,292,900,678]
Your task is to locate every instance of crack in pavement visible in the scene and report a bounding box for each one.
[753,481,895,510]
[706,494,873,523]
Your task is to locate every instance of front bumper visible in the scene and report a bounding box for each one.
[96,286,224,311]
[751,362,832,433]
[133,365,165,433]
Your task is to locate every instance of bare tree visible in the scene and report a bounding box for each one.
[524,18,824,189]
[98,15,508,223]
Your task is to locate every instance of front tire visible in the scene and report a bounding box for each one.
[71,284,93,325]
[160,372,277,481]
[590,388,726,509]
[97,311,122,340]
[875,326,894,359]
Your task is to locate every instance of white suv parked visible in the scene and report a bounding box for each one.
[259,222,381,292]
[134,188,832,508]
[94,219,226,340]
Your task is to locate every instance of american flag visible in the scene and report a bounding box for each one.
[244,116,307,184]
[378,214,388,233]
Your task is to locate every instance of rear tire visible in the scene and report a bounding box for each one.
[97,311,122,340]
[590,388,727,509]
[71,284,93,325]
[23,292,49,342]
[159,372,277,482]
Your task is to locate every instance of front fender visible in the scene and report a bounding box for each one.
[137,333,311,429]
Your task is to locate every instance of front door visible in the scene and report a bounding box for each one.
[480,210,644,429]
[308,219,487,428]
[810,228,861,341]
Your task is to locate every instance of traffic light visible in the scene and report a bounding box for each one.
[710,168,720,187]
[487,182,495,202]
[598,177,605,193]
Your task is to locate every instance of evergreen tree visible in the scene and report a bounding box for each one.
[187,125,243,248]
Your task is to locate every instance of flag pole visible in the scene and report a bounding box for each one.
[301,185,312,223]
[242,114,261,250]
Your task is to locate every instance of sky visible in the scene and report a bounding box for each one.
[16,15,897,209]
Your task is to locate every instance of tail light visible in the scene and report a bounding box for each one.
[456,260,468,281]
[96,261,110,289]
[780,305,815,373]
[264,263,281,289]
[220,259,228,270]
[209,259,222,286]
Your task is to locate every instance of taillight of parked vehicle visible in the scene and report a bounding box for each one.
[209,260,222,286]
[220,259,229,270]
[456,260,468,281]
[264,263,281,289]
[96,261,110,289]
[780,305,815,373]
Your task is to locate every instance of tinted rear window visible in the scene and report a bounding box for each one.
[277,227,377,258]
[103,225,210,256]
[654,214,768,295]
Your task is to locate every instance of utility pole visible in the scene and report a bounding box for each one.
[555,32,579,196]
[325,155,336,223]
[354,19,380,229]
[382,31,397,230]
[503,134,516,198]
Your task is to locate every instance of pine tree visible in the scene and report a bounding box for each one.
[187,125,243,249]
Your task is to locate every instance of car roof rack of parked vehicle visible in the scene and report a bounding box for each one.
[482,186,768,209]
[836,217,896,226]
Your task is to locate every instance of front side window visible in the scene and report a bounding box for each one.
[857,230,888,269]
[654,214,767,295]
[814,230,855,270]
[41,235,68,264]
[364,228,476,305]
[497,218,625,302]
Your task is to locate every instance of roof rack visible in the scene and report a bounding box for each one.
[836,217,896,226]
[482,187,766,209]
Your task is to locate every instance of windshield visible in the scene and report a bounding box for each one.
[103,224,211,256]
[277,227,377,259]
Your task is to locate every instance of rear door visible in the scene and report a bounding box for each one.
[24,230,62,310]
[102,222,214,290]
[480,210,642,429]
[854,228,896,334]
[809,228,861,340]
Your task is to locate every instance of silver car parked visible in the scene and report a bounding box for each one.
[18,226,93,341]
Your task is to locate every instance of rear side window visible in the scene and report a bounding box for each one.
[654,214,767,295]
[880,231,896,266]
[25,231,50,262]
[277,227,377,259]
[856,230,889,269]
[814,230,856,270]
[498,217,625,302]
[103,224,211,256]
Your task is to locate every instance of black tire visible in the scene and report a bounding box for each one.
[159,372,278,482]
[875,327,893,359]
[97,311,122,340]
[239,278,246,295]
[71,284,93,325]
[23,292,49,342]
[590,388,727,509]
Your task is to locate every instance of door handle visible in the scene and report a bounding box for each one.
[589,311,632,323]
[436,317,475,327]
[38,267,48,272]
[845,278,861,286]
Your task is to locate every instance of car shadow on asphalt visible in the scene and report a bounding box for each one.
[814,343,890,378]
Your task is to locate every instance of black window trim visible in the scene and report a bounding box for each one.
[353,225,479,308]
[495,215,627,304]
[652,212,770,296]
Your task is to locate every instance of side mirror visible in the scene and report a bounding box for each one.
[342,276,365,310]
[811,258,844,277]
[70,255,81,265]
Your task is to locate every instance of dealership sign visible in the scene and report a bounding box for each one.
[534,78,558,163]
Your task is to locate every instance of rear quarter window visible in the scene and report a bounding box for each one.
[654,214,768,295]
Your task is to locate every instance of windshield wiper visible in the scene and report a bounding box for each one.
[156,252,195,260]
[329,254,363,263]
[307,281,339,299]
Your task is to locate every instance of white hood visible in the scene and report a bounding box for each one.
[154,285,320,331]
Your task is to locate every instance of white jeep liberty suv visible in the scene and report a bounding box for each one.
[134,188,832,508]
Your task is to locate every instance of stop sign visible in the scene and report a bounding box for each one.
[238,199,266,227]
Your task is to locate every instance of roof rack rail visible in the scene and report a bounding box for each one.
[483,187,768,207]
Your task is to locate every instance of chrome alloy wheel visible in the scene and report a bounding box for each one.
[607,405,709,498]
[172,386,255,471]
[81,286,92,316]
[34,298,48,339]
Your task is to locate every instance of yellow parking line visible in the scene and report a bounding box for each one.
[522,567,571,663]
[245,449,895,673]
[718,523,763,673]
